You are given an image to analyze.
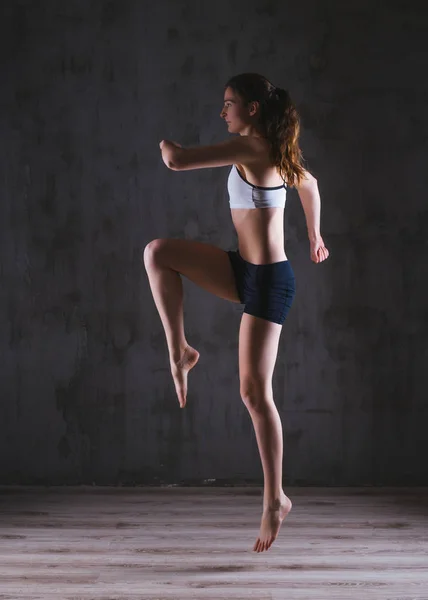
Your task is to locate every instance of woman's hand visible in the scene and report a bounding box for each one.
[159,140,182,149]
[159,140,183,168]
[310,235,329,263]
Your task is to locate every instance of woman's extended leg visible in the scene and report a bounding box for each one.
[238,312,292,553]
[143,238,240,407]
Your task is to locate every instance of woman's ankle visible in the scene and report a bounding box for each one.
[263,490,286,509]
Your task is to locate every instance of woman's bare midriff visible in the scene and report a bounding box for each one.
[231,154,289,265]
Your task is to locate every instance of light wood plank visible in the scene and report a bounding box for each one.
[0,486,427,599]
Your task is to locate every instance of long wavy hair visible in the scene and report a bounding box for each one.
[224,73,307,188]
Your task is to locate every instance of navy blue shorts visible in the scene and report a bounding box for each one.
[227,249,296,325]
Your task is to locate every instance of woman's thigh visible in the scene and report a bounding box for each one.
[143,238,241,303]
[238,312,283,400]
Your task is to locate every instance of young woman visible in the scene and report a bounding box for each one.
[144,73,329,553]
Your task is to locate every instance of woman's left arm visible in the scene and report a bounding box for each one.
[295,171,330,263]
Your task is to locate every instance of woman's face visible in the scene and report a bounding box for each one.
[220,87,259,135]
[220,87,246,133]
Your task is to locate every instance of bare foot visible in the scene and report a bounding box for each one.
[170,344,200,408]
[253,491,292,553]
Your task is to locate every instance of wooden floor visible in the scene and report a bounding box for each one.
[0,486,427,599]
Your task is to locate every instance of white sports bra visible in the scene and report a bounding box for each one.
[228,164,287,209]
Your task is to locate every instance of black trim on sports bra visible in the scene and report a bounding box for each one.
[235,165,286,190]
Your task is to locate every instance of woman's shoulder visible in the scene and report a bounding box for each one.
[240,135,272,166]
[242,136,277,170]
[238,137,284,186]
[243,135,271,153]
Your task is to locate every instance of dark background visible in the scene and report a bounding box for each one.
[1,0,427,486]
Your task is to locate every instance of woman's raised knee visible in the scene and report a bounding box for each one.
[143,238,165,264]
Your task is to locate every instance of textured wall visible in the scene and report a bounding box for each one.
[1,0,427,485]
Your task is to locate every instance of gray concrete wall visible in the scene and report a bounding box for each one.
[1,0,427,486]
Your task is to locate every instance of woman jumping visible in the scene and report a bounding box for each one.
[143,72,329,553]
